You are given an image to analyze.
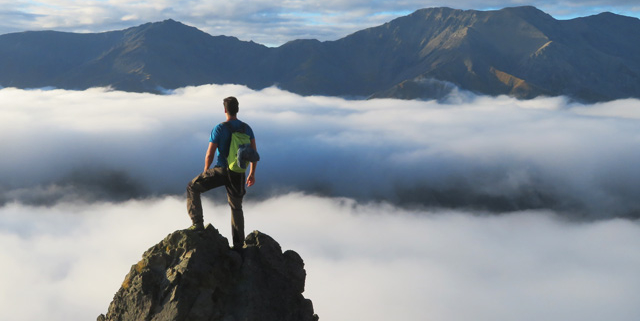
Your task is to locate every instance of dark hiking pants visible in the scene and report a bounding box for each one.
[187,166,246,247]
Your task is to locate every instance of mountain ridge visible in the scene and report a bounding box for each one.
[1,6,639,102]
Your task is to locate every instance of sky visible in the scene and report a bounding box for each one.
[0,0,639,46]
[1,85,640,320]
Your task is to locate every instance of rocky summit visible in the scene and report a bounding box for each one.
[98,226,318,321]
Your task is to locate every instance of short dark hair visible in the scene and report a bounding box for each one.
[224,96,239,116]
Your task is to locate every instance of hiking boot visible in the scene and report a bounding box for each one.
[188,222,204,232]
[232,244,244,253]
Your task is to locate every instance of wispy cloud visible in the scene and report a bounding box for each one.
[1,195,639,320]
[0,0,638,46]
[1,86,639,218]
[1,86,639,320]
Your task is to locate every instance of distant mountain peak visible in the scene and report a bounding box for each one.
[500,5,544,12]
[127,18,198,33]
[498,5,555,21]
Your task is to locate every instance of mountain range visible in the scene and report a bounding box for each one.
[1,6,639,102]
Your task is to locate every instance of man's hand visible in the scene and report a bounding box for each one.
[246,172,255,187]
[246,139,257,187]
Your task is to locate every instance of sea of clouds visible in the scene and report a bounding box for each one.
[1,85,639,320]
[1,85,639,217]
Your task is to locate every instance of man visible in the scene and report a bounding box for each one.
[186,96,257,249]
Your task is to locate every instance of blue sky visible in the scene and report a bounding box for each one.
[0,0,638,46]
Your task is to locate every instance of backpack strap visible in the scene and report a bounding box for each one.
[222,121,233,134]
[221,121,246,134]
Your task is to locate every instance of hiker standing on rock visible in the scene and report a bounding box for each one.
[186,96,259,249]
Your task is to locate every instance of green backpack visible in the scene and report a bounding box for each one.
[223,122,252,173]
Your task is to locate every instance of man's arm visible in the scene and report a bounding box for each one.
[204,142,217,172]
[246,139,257,187]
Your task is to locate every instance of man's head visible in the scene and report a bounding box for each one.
[224,96,239,116]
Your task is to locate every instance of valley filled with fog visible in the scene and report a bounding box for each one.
[1,85,639,320]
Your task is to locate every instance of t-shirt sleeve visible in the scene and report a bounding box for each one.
[246,124,255,140]
[210,124,224,144]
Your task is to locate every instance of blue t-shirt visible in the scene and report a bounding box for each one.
[209,119,255,167]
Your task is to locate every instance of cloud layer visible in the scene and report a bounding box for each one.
[1,0,639,46]
[1,86,639,218]
[1,195,639,321]
[1,86,639,320]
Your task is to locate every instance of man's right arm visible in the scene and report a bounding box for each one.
[204,142,217,172]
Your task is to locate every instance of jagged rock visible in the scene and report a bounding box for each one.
[98,225,318,321]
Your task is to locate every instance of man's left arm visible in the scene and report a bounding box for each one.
[246,139,257,187]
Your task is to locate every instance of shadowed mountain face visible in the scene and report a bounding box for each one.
[0,20,271,92]
[1,6,639,101]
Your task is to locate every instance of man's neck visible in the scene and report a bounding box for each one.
[226,115,237,122]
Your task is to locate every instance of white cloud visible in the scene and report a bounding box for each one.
[0,197,187,321]
[572,98,640,120]
[1,85,639,320]
[0,195,639,320]
[1,86,639,218]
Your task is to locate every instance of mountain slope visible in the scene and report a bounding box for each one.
[317,6,640,100]
[0,19,271,92]
[1,7,639,101]
[0,30,124,88]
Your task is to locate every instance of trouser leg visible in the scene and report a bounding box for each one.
[186,181,204,224]
[186,168,225,224]
[226,170,246,248]
[228,194,245,248]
